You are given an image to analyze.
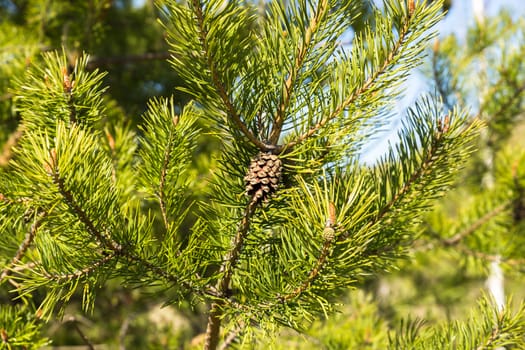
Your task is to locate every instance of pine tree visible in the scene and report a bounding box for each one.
[0,1,524,349]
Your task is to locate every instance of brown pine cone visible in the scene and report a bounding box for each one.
[244,152,282,203]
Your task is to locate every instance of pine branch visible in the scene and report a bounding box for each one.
[43,139,210,296]
[476,327,500,350]
[455,244,525,267]
[0,126,24,168]
[50,158,212,295]
[138,98,198,236]
[281,2,416,152]
[0,304,49,349]
[61,67,77,124]
[158,117,177,230]
[280,236,333,302]
[42,253,117,283]
[15,51,108,133]
[205,196,259,350]
[191,0,268,152]
[378,116,450,222]
[442,201,511,246]
[0,212,45,283]
[64,316,95,350]
[50,158,120,251]
[340,112,462,246]
[486,80,525,122]
[268,0,329,145]
[218,326,242,350]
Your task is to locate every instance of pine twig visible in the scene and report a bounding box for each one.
[0,213,45,283]
[118,314,132,350]
[337,111,451,245]
[280,5,415,153]
[375,116,450,223]
[158,119,177,230]
[61,67,77,124]
[487,81,525,122]
[442,201,511,246]
[280,237,333,302]
[219,326,242,350]
[52,168,120,250]
[455,244,525,267]
[277,203,337,302]
[0,126,24,168]
[191,0,270,152]
[65,316,95,350]
[50,154,225,300]
[268,0,329,145]
[204,196,260,350]
[48,152,212,294]
[475,309,507,350]
[43,253,117,283]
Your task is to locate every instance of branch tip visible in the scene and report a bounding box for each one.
[62,67,72,94]
[44,148,57,175]
[433,38,440,53]
[408,0,415,16]
[1,328,8,343]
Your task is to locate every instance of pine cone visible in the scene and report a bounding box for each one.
[244,152,282,202]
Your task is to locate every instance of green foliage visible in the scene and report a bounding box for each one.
[379,6,525,350]
[1,0,524,349]
[433,11,525,150]
[256,290,390,350]
[389,296,525,349]
[0,23,41,149]
[0,305,49,350]
[138,97,199,230]
[14,51,108,133]
[415,6,525,282]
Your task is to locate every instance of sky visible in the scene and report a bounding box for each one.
[359,0,525,163]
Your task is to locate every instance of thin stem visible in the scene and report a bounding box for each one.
[62,67,77,124]
[43,253,117,282]
[0,213,45,282]
[53,171,119,250]
[268,0,329,144]
[50,160,215,297]
[442,201,511,246]
[485,81,525,122]
[0,126,24,168]
[66,316,95,350]
[374,116,456,224]
[191,0,269,152]
[204,197,259,350]
[281,237,333,302]
[158,126,176,230]
[118,315,132,350]
[205,303,224,350]
[374,137,441,225]
[476,299,509,350]
[456,244,525,266]
[219,326,242,350]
